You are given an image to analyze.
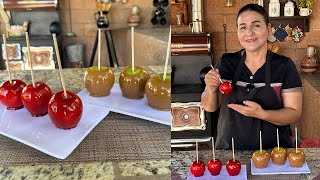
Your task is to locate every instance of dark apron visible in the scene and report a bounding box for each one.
[215,51,293,150]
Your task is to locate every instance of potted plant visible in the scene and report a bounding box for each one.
[295,0,313,16]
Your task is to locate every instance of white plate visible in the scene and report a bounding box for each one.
[187,165,247,180]
[251,159,311,175]
[77,83,171,126]
[0,103,110,159]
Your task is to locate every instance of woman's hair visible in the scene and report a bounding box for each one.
[236,4,269,26]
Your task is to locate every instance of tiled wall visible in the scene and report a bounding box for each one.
[173,0,320,72]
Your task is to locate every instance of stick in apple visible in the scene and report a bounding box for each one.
[52,33,67,99]
[25,32,35,87]
[260,131,262,154]
[212,137,215,161]
[277,128,279,151]
[196,140,198,163]
[295,126,298,153]
[2,34,12,84]
[232,137,235,162]
[163,26,171,80]
[210,65,223,84]
[131,26,134,72]
[98,28,101,70]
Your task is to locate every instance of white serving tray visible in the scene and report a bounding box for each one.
[251,159,311,175]
[0,103,110,159]
[77,83,171,126]
[187,165,247,180]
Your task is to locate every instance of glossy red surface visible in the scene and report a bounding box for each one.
[0,79,26,110]
[190,160,205,177]
[48,91,83,129]
[226,159,241,176]
[219,82,233,95]
[208,159,222,176]
[21,82,52,116]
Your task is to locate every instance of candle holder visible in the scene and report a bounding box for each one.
[225,0,233,7]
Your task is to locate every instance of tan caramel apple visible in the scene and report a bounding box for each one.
[252,150,270,169]
[288,149,305,168]
[119,66,150,99]
[145,73,171,111]
[84,66,115,97]
[271,147,287,166]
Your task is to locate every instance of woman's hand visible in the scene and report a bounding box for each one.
[228,101,263,118]
[204,69,221,92]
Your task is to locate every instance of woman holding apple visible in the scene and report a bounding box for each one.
[201,4,302,150]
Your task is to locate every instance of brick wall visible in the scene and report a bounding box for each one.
[0,0,166,67]
[60,0,159,67]
[173,0,320,72]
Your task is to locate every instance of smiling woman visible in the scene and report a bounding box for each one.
[201,4,303,150]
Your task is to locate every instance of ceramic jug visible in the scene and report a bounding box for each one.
[95,12,109,28]
[301,45,319,73]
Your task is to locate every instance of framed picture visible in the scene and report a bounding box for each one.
[4,61,24,71]
[2,43,21,60]
[22,46,55,70]
[171,102,205,131]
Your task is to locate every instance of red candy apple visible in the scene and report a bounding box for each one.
[208,159,222,176]
[21,82,52,117]
[226,159,241,176]
[219,82,232,95]
[0,79,26,110]
[190,160,205,177]
[48,91,83,129]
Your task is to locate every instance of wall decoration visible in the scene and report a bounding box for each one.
[2,43,21,60]
[22,46,55,70]
[4,61,24,71]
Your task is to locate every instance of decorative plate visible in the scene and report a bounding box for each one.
[291,25,304,43]
[274,25,288,42]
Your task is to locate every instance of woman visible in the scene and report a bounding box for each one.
[201,4,302,150]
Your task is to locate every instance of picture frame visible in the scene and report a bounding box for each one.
[2,43,21,60]
[22,46,55,70]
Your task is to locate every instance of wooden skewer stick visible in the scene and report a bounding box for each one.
[163,26,171,80]
[212,137,215,161]
[25,32,35,87]
[295,127,298,153]
[2,34,12,84]
[277,128,279,151]
[52,34,67,98]
[98,29,101,70]
[196,140,198,163]
[131,26,135,72]
[210,65,223,83]
[260,131,262,154]
[232,137,235,162]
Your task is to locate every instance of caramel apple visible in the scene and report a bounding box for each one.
[84,66,115,97]
[252,150,270,168]
[271,147,287,166]
[288,149,305,168]
[119,66,150,99]
[145,73,171,111]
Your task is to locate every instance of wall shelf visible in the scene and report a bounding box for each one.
[263,2,311,32]
[269,16,310,32]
